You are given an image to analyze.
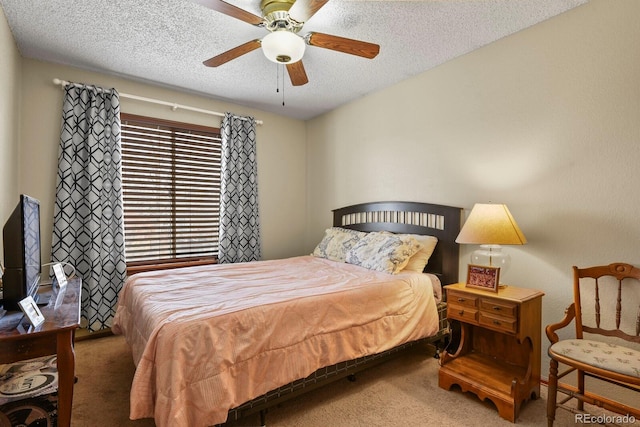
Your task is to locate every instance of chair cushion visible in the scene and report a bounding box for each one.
[549,339,640,379]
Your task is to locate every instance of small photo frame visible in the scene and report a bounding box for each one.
[52,263,68,290]
[18,296,45,328]
[466,264,500,292]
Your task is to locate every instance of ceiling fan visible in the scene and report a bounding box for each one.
[192,0,380,86]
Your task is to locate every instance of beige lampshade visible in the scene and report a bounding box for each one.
[455,204,527,245]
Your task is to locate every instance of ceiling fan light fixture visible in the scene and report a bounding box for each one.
[261,30,306,64]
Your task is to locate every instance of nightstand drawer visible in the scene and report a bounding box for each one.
[479,298,518,319]
[447,304,478,323]
[448,290,478,308]
[479,312,517,334]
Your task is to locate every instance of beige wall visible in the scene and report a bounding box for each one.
[16,59,307,263]
[0,6,20,263]
[306,0,640,382]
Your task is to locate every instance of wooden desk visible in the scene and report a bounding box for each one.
[0,278,81,427]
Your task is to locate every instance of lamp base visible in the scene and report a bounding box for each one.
[470,244,511,281]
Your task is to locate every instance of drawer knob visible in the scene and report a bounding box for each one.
[457,298,465,302]
[493,306,501,311]
[493,320,501,325]
[458,310,464,315]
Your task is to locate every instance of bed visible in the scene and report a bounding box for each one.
[112,201,462,427]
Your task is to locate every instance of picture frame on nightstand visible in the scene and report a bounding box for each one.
[52,262,68,290]
[18,295,45,327]
[466,264,500,292]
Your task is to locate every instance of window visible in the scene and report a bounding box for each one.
[120,114,221,268]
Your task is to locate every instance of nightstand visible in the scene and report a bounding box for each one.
[438,283,544,422]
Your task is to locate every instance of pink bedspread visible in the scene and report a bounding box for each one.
[112,255,440,427]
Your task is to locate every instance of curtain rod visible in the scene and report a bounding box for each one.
[52,78,263,126]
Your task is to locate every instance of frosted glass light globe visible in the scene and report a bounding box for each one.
[262,31,306,64]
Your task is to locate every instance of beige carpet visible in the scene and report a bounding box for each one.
[72,334,627,427]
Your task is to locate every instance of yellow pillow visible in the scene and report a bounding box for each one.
[399,234,438,272]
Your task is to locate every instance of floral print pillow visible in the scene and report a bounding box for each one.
[312,227,366,262]
[345,232,422,274]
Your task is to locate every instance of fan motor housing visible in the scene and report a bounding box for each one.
[262,0,303,33]
[261,0,295,16]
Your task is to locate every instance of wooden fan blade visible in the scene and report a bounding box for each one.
[190,0,263,26]
[307,32,379,59]
[288,0,329,23]
[286,61,309,86]
[203,39,261,67]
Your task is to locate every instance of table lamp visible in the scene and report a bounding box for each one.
[455,203,527,274]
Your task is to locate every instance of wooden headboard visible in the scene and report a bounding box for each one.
[332,201,462,285]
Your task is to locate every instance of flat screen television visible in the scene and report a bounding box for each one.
[1,194,41,311]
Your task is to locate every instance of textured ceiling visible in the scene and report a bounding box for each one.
[1,0,587,120]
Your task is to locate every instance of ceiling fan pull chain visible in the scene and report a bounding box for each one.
[282,64,286,106]
[276,63,280,93]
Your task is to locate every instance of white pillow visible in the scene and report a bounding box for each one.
[400,234,438,272]
[312,227,366,262]
[345,232,422,274]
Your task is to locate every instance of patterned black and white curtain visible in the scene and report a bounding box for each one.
[218,112,260,263]
[51,83,126,332]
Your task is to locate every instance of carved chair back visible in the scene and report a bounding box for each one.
[573,263,640,344]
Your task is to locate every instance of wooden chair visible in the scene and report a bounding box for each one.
[545,263,640,426]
